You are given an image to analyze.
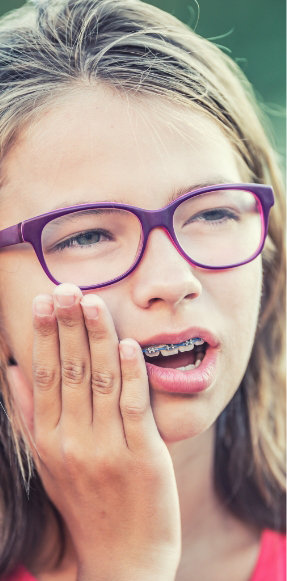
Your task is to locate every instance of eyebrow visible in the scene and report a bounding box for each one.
[49,177,236,211]
[45,208,130,228]
[166,178,236,205]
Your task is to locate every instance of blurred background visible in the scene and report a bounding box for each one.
[0,0,285,170]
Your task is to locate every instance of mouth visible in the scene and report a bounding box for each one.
[140,329,220,395]
[142,338,207,371]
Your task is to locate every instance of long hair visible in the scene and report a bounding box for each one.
[0,0,285,575]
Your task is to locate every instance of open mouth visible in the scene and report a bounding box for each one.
[143,340,208,371]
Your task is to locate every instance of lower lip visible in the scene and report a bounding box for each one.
[145,347,219,394]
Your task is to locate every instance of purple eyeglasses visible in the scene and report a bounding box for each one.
[0,183,274,290]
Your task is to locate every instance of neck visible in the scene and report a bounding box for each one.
[167,426,261,581]
[166,425,221,539]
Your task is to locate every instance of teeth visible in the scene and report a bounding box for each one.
[145,357,204,368]
[143,337,205,356]
[176,363,195,371]
[178,344,194,352]
[176,359,203,372]
[161,348,178,356]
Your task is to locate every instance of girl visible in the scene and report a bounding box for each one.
[0,1,285,580]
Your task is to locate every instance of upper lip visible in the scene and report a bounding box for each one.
[139,327,220,350]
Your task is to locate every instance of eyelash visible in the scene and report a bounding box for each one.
[53,229,112,251]
[188,208,239,224]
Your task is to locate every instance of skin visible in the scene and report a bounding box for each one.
[0,87,263,580]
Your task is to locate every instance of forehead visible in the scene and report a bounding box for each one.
[0,87,243,223]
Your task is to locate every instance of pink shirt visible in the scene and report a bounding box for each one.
[4,530,286,581]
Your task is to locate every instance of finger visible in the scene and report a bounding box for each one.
[53,283,92,425]
[80,294,125,445]
[119,339,161,453]
[32,294,61,432]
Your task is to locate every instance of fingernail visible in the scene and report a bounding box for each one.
[55,293,76,308]
[34,296,54,317]
[80,296,98,319]
[120,340,136,359]
[82,304,98,319]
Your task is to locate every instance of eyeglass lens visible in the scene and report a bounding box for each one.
[173,189,262,268]
[41,189,263,286]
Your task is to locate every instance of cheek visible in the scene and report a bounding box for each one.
[1,248,55,382]
[7,365,35,434]
[1,253,55,433]
[150,260,263,442]
[84,281,131,336]
[204,259,263,395]
[213,258,263,348]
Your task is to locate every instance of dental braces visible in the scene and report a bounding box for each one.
[142,337,202,355]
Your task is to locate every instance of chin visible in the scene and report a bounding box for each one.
[150,389,218,443]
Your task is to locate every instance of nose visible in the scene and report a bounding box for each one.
[131,227,202,309]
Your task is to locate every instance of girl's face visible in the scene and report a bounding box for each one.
[0,88,262,442]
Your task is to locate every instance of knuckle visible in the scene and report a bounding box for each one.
[91,370,116,395]
[34,434,58,468]
[120,399,147,421]
[87,327,108,342]
[33,364,58,389]
[95,451,119,479]
[60,439,85,474]
[58,316,79,329]
[61,360,88,385]
[122,367,141,383]
[35,320,56,337]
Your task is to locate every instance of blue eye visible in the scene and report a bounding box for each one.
[54,229,112,251]
[197,209,239,222]
[73,231,102,246]
[184,208,239,226]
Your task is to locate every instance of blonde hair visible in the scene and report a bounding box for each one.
[0,0,285,574]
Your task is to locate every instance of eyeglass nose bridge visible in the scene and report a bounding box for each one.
[137,206,192,268]
[137,205,174,240]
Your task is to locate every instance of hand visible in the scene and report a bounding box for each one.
[32,283,181,581]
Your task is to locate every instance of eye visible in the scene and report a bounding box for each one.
[72,231,103,246]
[185,208,239,225]
[53,229,112,251]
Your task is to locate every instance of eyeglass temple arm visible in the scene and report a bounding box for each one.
[0,223,23,248]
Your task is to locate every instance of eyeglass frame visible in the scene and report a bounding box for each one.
[0,183,274,291]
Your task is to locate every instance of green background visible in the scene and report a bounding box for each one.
[0,0,285,167]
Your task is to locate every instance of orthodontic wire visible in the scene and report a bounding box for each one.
[142,337,202,354]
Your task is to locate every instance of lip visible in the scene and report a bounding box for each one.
[146,345,219,395]
[139,327,220,350]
